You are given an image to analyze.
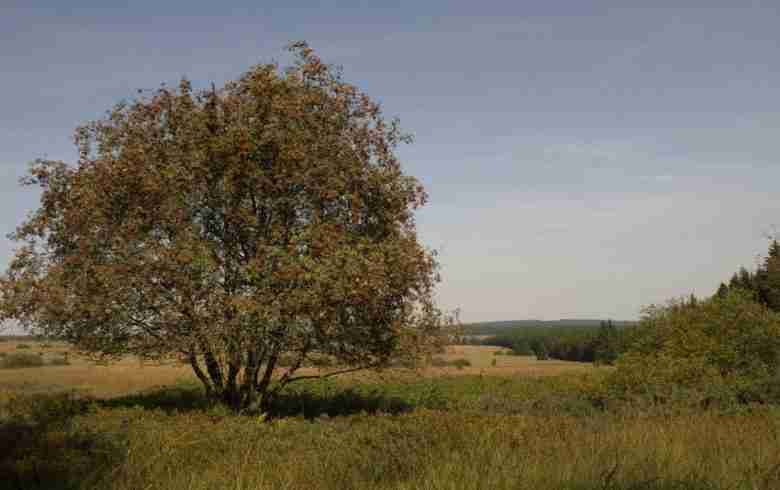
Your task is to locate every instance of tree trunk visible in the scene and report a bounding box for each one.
[257,352,279,411]
[200,342,224,392]
[188,348,214,398]
[242,348,261,411]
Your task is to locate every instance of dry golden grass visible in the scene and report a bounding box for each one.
[0,341,196,397]
[436,345,599,376]
[0,342,596,397]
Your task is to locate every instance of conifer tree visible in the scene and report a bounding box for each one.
[757,240,780,312]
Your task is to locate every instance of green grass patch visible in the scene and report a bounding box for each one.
[4,374,780,489]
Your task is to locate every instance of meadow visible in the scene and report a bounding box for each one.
[2,341,780,490]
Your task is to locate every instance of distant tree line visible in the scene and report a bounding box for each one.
[475,320,630,364]
[461,239,780,369]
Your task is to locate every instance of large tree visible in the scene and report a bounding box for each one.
[0,43,445,411]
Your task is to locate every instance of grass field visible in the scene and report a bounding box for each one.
[0,342,594,398]
[2,342,780,490]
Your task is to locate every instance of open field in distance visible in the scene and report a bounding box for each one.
[0,342,597,398]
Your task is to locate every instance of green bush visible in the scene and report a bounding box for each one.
[1,352,45,369]
[607,289,780,406]
[16,344,31,350]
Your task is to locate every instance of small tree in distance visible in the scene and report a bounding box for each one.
[0,42,446,412]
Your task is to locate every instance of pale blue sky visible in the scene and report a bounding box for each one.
[2,1,779,327]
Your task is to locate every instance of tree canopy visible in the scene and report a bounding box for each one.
[0,43,445,411]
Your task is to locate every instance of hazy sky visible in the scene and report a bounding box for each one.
[2,1,779,328]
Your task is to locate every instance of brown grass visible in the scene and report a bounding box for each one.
[0,343,597,397]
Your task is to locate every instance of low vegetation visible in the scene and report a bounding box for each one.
[606,289,780,408]
[430,357,472,369]
[3,369,780,490]
[0,352,44,369]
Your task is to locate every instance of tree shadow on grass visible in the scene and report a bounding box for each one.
[0,385,412,489]
[0,392,126,490]
[101,382,412,419]
[267,386,412,419]
[99,383,213,413]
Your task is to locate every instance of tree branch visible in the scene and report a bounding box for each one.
[281,363,382,385]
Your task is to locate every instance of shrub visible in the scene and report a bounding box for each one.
[16,344,31,349]
[450,358,471,370]
[607,289,780,406]
[1,352,45,369]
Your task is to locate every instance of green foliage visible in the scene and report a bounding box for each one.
[718,239,780,313]
[478,323,633,363]
[593,320,624,365]
[462,319,634,337]
[511,338,534,355]
[535,341,550,360]
[1,352,45,369]
[607,289,780,406]
[16,344,31,349]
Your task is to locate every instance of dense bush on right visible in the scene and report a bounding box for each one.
[606,289,780,406]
